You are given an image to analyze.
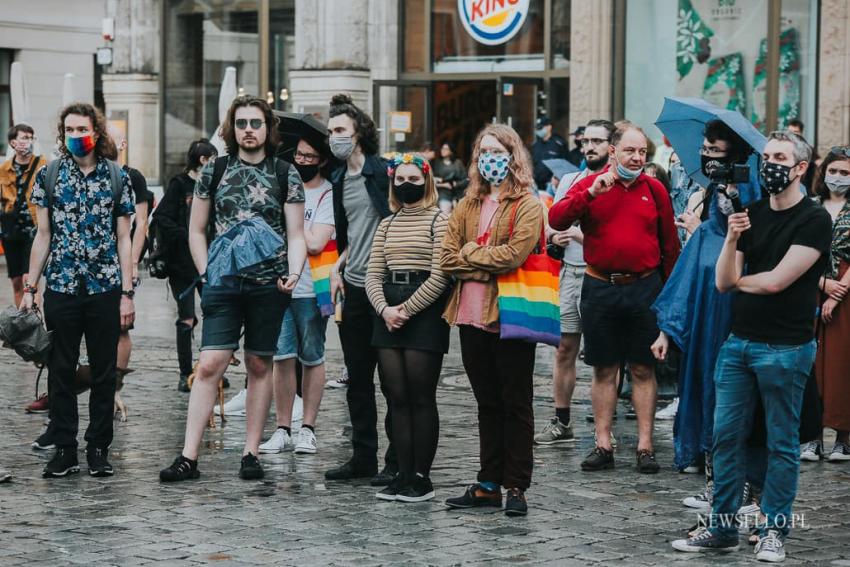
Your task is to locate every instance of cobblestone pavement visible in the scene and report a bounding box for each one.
[0,272,849,566]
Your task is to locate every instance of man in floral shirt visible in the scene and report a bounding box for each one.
[22,103,135,479]
[160,96,306,483]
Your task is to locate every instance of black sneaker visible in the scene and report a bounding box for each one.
[445,483,502,509]
[376,473,406,501]
[239,452,264,480]
[504,488,528,517]
[397,474,435,503]
[581,446,615,471]
[325,459,378,481]
[159,455,200,482]
[177,375,190,393]
[31,430,55,451]
[671,527,740,553]
[370,463,398,487]
[636,449,660,474]
[43,447,80,478]
[86,446,114,477]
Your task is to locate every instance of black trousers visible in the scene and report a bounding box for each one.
[43,288,121,449]
[459,325,536,490]
[340,281,395,468]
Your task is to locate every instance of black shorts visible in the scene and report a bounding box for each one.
[200,280,289,356]
[2,238,32,279]
[579,271,662,367]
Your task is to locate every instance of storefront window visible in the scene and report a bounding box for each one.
[551,1,570,70]
[0,50,11,156]
[625,0,817,144]
[163,0,260,181]
[403,0,427,73]
[432,0,545,73]
[269,2,296,112]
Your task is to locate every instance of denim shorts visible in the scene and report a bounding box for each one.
[274,297,329,366]
[200,281,289,356]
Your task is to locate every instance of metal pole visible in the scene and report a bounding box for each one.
[765,0,782,132]
[259,0,270,97]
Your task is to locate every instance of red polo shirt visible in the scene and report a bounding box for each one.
[548,168,680,279]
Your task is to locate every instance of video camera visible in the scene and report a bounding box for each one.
[706,160,750,185]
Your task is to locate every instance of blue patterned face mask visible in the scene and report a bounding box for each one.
[478,152,512,186]
[614,151,642,181]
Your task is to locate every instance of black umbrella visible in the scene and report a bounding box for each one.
[274,111,329,161]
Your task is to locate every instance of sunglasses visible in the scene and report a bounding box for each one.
[830,146,850,158]
[235,118,265,130]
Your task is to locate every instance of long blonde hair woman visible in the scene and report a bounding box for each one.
[440,124,544,517]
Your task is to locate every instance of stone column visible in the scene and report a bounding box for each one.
[102,0,160,179]
[289,0,397,122]
[568,0,614,132]
[817,0,850,155]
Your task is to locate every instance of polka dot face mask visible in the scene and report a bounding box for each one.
[477,152,512,186]
[760,160,798,195]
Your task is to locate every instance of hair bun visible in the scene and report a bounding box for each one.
[198,137,210,143]
[330,94,354,106]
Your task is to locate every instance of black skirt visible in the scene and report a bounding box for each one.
[371,281,450,353]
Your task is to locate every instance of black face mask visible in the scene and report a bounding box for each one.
[294,162,320,183]
[760,161,798,195]
[395,181,426,204]
[701,154,729,177]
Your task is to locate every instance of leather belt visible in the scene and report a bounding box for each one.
[386,270,430,285]
[586,265,657,285]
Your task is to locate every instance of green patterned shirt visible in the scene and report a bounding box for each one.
[195,155,305,283]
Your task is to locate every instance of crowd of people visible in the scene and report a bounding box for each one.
[0,91,848,562]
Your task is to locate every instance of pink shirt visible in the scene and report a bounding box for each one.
[455,198,500,333]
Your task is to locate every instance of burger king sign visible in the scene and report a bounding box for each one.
[458,0,531,46]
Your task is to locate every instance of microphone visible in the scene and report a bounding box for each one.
[723,185,744,213]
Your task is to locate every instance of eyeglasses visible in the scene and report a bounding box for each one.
[579,138,610,147]
[700,146,729,157]
[295,150,321,162]
[830,146,850,157]
[234,118,265,130]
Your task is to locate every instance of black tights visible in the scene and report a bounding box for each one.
[377,348,442,477]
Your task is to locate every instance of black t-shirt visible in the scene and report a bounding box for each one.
[732,196,832,344]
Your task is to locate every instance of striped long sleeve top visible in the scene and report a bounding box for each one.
[366,205,451,316]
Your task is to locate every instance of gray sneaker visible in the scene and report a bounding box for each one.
[0,466,11,483]
[534,417,575,445]
[827,441,850,462]
[755,529,785,562]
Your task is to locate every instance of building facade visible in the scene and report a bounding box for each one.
[2,1,850,184]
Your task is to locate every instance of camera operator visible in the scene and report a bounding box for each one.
[676,120,754,239]
[673,130,831,562]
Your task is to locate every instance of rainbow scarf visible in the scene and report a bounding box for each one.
[308,240,338,317]
[496,203,561,347]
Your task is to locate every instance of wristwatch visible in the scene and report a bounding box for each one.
[121,289,135,300]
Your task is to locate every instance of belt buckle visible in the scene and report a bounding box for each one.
[393,272,410,284]
[609,272,625,284]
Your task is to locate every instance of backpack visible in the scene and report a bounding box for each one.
[147,216,169,279]
[206,155,292,239]
[43,158,124,232]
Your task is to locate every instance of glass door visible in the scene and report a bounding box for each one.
[497,77,544,146]
[373,81,432,155]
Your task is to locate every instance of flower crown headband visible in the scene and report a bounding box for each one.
[386,152,431,176]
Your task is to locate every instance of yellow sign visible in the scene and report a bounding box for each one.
[389,111,413,133]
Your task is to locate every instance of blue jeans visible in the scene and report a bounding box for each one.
[274,297,329,365]
[710,334,815,538]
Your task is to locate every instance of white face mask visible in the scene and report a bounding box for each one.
[825,173,850,196]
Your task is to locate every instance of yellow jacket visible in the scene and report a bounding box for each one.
[0,155,45,226]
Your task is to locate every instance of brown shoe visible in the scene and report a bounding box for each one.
[636,449,660,474]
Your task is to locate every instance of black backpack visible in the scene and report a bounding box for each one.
[206,155,292,240]
[147,216,169,279]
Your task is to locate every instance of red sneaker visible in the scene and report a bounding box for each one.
[25,393,49,414]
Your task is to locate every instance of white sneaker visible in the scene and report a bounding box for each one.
[292,395,304,431]
[755,529,785,562]
[682,485,713,509]
[214,388,246,417]
[294,428,317,454]
[681,464,701,474]
[655,397,679,420]
[326,368,349,389]
[799,440,822,462]
[259,428,293,454]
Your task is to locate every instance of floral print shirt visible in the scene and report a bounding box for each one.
[826,199,850,279]
[195,155,305,283]
[30,156,134,295]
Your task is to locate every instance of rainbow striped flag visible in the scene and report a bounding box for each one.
[307,239,339,317]
[497,252,561,347]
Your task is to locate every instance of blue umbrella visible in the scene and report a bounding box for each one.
[542,158,580,181]
[206,216,284,288]
[655,97,766,188]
